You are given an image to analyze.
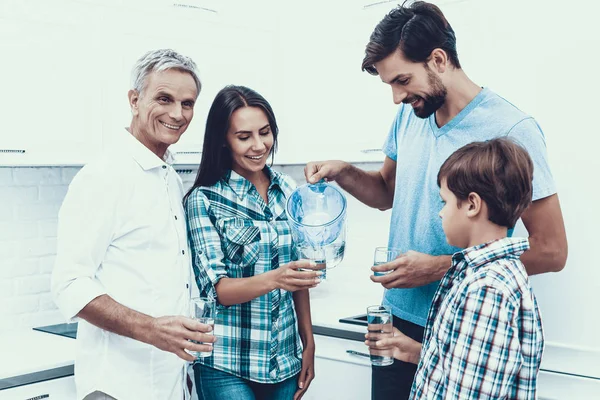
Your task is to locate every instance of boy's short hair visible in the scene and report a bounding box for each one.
[437,137,534,228]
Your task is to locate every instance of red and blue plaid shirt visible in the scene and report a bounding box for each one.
[411,237,544,399]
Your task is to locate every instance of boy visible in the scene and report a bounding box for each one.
[368,137,544,399]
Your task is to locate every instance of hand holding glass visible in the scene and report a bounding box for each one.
[366,305,394,366]
[373,247,402,276]
[190,297,216,358]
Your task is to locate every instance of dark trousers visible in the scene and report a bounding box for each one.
[371,316,425,400]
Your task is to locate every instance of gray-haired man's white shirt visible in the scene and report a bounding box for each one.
[52,131,193,400]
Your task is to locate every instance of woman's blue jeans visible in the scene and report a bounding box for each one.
[194,363,299,400]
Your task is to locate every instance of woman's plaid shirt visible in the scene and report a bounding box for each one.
[410,237,544,399]
[185,167,302,383]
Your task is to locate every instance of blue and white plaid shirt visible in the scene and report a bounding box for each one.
[410,237,544,399]
[185,167,302,383]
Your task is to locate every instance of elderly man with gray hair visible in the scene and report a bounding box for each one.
[51,49,214,400]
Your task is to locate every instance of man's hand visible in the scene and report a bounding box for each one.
[365,327,421,364]
[294,343,316,400]
[371,251,450,289]
[148,316,216,362]
[272,260,324,292]
[304,160,349,184]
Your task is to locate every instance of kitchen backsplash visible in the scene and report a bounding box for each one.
[0,162,385,332]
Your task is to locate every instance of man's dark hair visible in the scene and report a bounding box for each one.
[362,1,461,75]
[437,137,534,228]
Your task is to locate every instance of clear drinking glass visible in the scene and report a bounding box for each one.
[373,247,402,277]
[190,296,216,358]
[366,305,394,367]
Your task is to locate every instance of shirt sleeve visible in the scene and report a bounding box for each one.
[185,189,228,300]
[382,106,404,162]
[444,286,522,399]
[506,117,556,201]
[51,165,117,321]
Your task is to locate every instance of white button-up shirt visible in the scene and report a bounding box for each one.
[52,132,193,400]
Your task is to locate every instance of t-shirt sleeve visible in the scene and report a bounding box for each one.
[506,117,556,201]
[382,107,403,162]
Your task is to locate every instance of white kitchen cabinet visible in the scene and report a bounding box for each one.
[94,1,280,166]
[0,375,76,400]
[538,370,600,400]
[0,0,278,167]
[305,334,371,400]
[0,0,104,166]
[271,0,396,165]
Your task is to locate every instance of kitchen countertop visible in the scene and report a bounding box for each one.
[0,330,76,380]
[0,329,76,390]
[308,262,385,336]
[0,272,378,390]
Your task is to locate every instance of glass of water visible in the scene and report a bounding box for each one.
[373,247,402,277]
[190,296,216,358]
[366,305,394,367]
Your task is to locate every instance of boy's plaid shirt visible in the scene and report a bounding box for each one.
[185,167,302,383]
[410,237,544,399]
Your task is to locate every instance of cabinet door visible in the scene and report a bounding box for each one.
[99,3,277,165]
[273,1,396,164]
[305,356,371,400]
[307,334,372,400]
[1,375,76,400]
[0,0,103,166]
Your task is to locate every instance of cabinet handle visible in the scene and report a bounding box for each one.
[360,148,382,154]
[172,4,218,14]
[0,149,26,153]
[346,349,370,358]
[26,394,49,400]
[363,1,396,9]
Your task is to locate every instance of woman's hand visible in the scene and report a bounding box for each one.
[294,343,316,400]
[365,327,422,365]
[271,260,323,292]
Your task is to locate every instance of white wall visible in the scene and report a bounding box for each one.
[0,163,383,332]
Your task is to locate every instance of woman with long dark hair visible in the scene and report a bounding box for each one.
[185,85,321,400]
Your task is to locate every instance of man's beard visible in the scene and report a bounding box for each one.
[405,68,447,119]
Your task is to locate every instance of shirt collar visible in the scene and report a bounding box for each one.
[122,129,175,171]
[224,165,282,200]
[452,237,530,270]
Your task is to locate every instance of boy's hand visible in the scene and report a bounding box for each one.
[365,327,421,364]
[370,251,450,288]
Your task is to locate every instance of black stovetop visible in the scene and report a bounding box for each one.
[33,322,78,339]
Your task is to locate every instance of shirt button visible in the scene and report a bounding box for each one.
[186,283,189,289]
[162,165,167,169]
[174,215,178,220]
[182,250,185,255]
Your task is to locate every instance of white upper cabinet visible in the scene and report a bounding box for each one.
[0,0,277,166]
[0,0,396,166]
[273,1,398,164]
[0,0,104,166]
[98,0,278,166]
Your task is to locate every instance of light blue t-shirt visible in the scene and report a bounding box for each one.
[382,87,556,327]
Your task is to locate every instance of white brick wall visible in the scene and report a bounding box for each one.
[0,167,75,332]
[0,163,383,333]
